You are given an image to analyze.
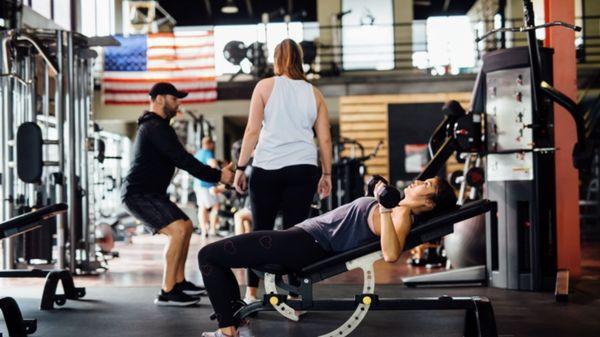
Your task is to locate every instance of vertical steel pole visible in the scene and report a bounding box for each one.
[55,30,66,269]
[73,53,82,267]
[66,31,78,273]
[43,61,51,201]
[25,53,36,205]
[0,35,4,224]
[15,57,24,202]
[79,56,92,267]
[0,33,15,269]
[3,37,18,269]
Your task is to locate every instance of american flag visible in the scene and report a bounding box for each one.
[102,30,217,105]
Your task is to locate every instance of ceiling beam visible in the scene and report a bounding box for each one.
[443,0,451,12]
[203,0,212,17]
[245,0,254,17]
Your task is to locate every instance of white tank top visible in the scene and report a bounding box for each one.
[253,76,318,170]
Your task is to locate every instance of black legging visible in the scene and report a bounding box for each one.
[198,227,328,328]
[247,164,320,287]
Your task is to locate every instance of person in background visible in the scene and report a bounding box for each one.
[194,137,221,237]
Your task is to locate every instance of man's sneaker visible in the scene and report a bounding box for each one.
[176,280,207,296]
[154,289,200,307]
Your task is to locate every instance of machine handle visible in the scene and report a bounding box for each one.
[475,20,581,43]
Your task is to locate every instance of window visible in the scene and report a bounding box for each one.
[262,22,304,63]
[213,22,305,76]
[52,0,70,30]
[31,0,52,18]
[213,24,261,75]
[424,16,476,74]
[27,0,70,30]
[81,0,116,36]
[341,0,394,70]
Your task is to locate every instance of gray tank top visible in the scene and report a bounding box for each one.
[296,197,379,253]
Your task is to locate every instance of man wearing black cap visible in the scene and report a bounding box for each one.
[122,82,234,306]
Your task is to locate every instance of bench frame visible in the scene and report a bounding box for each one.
[0,204,87,337]
[234,200,498,337]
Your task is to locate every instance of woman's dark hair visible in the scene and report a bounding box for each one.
[274,39,307,81]
[414,177,458,223]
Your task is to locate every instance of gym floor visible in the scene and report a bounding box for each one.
[1,234,599,337]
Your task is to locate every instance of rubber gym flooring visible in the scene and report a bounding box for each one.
[3,283,600,337]
[2,236,599,336]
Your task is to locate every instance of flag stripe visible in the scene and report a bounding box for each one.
[103,77,216,83]
[104,87,217,94]
[103,81,216,90]
[147,66,215,72]
[147,43,213,50]
[104,92,217,105]
[104,68,215,78]
[104,97,217,105]
[147,31,214,37]
[104,91,217,101]
[147,58,216,67]
[146,54,214,61]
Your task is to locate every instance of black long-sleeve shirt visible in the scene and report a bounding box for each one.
[121,111,221,197]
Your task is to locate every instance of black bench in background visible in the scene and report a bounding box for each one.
[233,199,498,337]
[1,204,86,337]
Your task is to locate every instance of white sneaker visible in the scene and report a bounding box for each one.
[243,296,259,305]
[201,330,235,337]
[238,325,254,337]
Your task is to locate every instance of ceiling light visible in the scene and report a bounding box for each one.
[221,0,239,14]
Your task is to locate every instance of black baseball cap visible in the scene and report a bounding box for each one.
[148,82,188,99]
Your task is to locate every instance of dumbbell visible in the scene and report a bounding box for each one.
[377,185,405,209]
[465,167,485,187]
[366,175,389,197]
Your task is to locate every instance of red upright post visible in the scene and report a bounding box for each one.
[544,0,581,278]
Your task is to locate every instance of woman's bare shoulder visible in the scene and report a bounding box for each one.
[312,85,325,105]
[256,77,275,89]
[254,77,276,102]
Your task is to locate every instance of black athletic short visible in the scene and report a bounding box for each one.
[122,193,189,234]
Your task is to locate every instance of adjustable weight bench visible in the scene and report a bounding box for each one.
[0,204,86,336]
[234,199,498,337]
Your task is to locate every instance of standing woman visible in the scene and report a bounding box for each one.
[234,39,332,301]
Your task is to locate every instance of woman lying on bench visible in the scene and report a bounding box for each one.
[198,177,457,337]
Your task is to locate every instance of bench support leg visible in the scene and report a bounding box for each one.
[264,273,300,321]
[463,297,498,337]
[40,270,86,310]
[319,264,376,337]
[0,297,37,337]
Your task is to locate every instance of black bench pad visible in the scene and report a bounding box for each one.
[256,199,493,277]
[0,203,68,240]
